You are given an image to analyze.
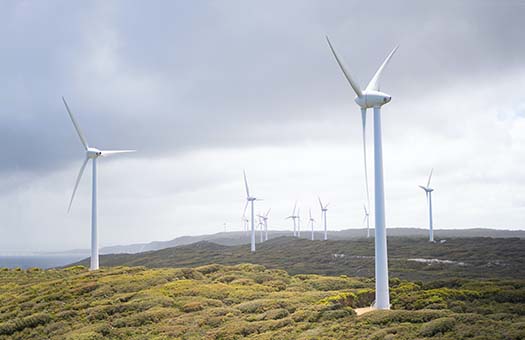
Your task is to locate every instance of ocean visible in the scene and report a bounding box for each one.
[0,255,86,269]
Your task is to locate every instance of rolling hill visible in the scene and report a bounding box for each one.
[72,236,525,282]
[91,228,525,255]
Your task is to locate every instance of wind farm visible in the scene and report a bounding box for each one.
[2,2,525,339]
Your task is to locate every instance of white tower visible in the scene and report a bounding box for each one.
[326,37,398,310]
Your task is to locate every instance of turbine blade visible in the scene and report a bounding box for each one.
[418,185,428,191]
[365,45,399,92]
[362,215,368,227]
[68,157,89,212]
[318,196,323,210]
[100,150,136,157]
[243,170,250,198]
[62,97,89,150]
[361,108,371,212]
[293,201,297,215]
[325,36,363,97]
[309,208,312,220]
[243,201,249,216]
[364,204,368,215]
[427,168,434,188]
[266,208,271,217]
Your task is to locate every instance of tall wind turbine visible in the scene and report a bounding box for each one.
[318,197,329,241]
[63,97,135,271]
[243,170,260,252]
[257,209,271,241]
[419,168,435,242]
[286,202,298,237]
[363,204,371,238]
[326,37,398,310]
[309,209,316,241]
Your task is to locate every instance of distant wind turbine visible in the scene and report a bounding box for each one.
[318,197,329,240]
[241,215,249,233]
[243,170,261,252]
[63,97,135,271]
[257,209,271,241]
[309,209,316,241]
[326,36,398,310]
[297,208,301,238]
[286,202,299,237]
[419,168,435,242]
[257,216,264,243]
[363,204,371,238]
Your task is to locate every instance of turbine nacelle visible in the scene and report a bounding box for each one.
[355,91,392,109]
[87,147,102,158]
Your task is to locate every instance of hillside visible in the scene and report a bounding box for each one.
[94,228,525,255]
[73,237,525,282]
[1,265,524,339]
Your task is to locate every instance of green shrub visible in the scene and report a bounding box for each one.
[0,312,52,335]
[419,317,456,337]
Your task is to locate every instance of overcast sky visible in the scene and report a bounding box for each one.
[2,0,525,251]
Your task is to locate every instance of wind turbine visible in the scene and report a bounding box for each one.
[419,168,435,242]
[257,216,264,243]
[286,202,298,237]
[326,37,398,310]
[297,208,301,238]
[318,197,329,241]
[243,170,260,252]
[63,97,135,271]
[309,209,316,241]
[257,209,271,241]
[363,204,371,238]
[241,215,249,234]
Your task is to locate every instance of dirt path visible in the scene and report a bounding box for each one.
[355,307,375,316]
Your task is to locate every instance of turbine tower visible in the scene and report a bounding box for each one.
[309,209,316,241]
[318,197,329,240]
[63,97,135,271]
[419,168,435,242]
[363,204,371,238]
[327,37,398,310]
[257,209,271,242]
[286,202,298,237]
[243,170,260,252]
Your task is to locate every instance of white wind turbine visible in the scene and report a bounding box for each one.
[318,197,329,241]
[257,216,264,243]
[309,209,316,241]
[63,97,135,271]
[241,215,249,234]
[286,202,299,237]
[243,170,261,252]
[363,204,371,238]
[326,37,398,310]
[419,169,435,242]
[296,208,301,238]
[257,209,271,242]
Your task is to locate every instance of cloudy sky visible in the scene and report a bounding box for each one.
[2,0,525,251]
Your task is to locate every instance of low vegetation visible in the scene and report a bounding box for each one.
[74,237,525,281]
[1,264,524,339]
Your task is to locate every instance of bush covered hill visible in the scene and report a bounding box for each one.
[96,228,525,255]
[73,237,525,282]
[1,264,524,339]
